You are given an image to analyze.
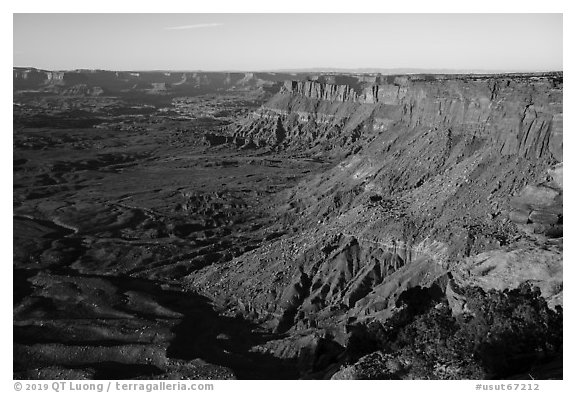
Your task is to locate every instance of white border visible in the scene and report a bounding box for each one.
[3,2,573,391]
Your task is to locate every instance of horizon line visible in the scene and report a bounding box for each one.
[13,66,564,75]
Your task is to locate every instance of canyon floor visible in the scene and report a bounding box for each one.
[13,93,329,379]
[13,71,562,380]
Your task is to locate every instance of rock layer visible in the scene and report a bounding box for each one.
[232,74,562,161]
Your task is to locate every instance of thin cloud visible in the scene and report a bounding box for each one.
[164,23,223,30]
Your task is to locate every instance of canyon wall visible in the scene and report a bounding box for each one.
[13,68,310,96]
[233,75,562,162]
[192,73,563,349]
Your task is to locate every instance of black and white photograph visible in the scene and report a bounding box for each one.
[7,4,570,387]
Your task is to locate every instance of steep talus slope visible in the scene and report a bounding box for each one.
[188,74,562,375]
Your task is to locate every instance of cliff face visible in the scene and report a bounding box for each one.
[233,75,562,161]
[192,73,563,350]
[281,81,362,102]
[393,78,562,162]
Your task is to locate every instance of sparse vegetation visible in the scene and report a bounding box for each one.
[351,283,563,379]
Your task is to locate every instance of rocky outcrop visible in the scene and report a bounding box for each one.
[331,351,402,379]
[452,246,563,309]
[510,184,562,230]
[508,163,563,238]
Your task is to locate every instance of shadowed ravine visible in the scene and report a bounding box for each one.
[14,268,299,379]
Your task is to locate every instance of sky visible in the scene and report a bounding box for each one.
[13,13,563,72]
